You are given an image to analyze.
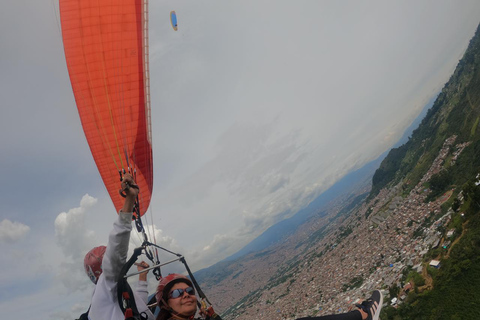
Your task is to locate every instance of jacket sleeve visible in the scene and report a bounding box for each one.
[135,280,149,304]
[101,211,133,291]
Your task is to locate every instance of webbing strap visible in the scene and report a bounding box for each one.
[117,247,146,320]
[180,257,212,306]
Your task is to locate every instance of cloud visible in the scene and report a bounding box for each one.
[0,277,89,320]
[48,310,77,320]
[189,233,240,270]
[130,223,184,260]
[0,219,30,244]
[202,234,236,253]
[54,194,97,259]
[54,194,98,291]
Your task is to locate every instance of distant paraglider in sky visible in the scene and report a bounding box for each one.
[170,11,178,31]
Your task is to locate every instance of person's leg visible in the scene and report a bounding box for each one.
[296,290,383,320]
[296,310,362,320]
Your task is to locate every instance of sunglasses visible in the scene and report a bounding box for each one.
[169,286,195,299]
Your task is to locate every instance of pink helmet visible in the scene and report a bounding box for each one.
[155,273,193,308]
[84,246,106,284]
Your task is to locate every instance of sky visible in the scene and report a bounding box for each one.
[1,1,480,319]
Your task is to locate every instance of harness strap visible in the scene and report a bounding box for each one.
[180,257,212,306]
[179,258,223,319]
[146,295,158,314]
[117,247,147,320]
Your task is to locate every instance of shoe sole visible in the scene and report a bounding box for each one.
[373,290,383,320]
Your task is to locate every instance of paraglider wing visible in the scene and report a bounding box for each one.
[59,0,153,216]
[170,11,178,31]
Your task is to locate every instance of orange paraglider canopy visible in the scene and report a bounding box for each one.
[59,0,153,216]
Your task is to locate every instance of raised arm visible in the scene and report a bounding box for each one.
[135,261,150,304]
[100,174,139,284]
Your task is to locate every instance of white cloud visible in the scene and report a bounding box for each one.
[202,234,237,254]
[0,219,30,244]
[0,277,89,320]
[54,194,97,258]
[80,193,98,208]
[129,223,184,261]
[188,233,240,270]
[54,194,98,291]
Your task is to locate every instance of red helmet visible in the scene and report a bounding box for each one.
[156,273,193,308]
[84,246,106,284]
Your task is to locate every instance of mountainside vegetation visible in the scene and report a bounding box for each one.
[382,180,480,320]
[370,24,480,201]
[375,24,480,319]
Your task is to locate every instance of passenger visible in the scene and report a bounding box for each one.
[155,274,199,320]
[155,273,382,320]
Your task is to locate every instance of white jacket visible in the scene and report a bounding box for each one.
[89,211,155,320]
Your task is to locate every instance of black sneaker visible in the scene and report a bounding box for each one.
[356,290,383,320]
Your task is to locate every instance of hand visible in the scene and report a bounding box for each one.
[199,300,215,318]
[120,173,139,213]
[135,261,149,281]
[135,261,149,272]
[121,173,139,199]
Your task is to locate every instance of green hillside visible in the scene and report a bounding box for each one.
[369,24,480,200]
[382,185,480,319]
[372,24,480,320]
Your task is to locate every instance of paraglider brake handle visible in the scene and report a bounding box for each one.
[119,180,140,198]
